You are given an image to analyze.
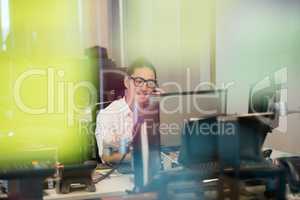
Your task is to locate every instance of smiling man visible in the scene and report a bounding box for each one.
[95,58,162,163]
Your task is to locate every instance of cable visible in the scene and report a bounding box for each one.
[93,152,128,183]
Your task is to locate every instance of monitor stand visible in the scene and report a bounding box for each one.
[141,121,149,186]
[132,120,149,192]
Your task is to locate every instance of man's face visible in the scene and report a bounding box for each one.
[125,67,156,106]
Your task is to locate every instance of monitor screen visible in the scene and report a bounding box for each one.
[178,116,219,166]
[249,69,287,131]
[157,90,227,147]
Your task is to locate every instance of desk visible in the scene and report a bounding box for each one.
[44,174,133,200]
[270,149,300,200]
[43,149,300,200]
[270,149,299,159]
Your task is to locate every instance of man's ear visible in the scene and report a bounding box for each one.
[124,76,130,89]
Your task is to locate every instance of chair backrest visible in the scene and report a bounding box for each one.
[86,46,127,163]
[100,67,127,109]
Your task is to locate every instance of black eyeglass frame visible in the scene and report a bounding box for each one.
[129,76,158,89]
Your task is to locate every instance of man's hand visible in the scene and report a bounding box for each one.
[103,134,122,150]
[113,133,123,145]
[102,138,131,164]
[152,87,165,95]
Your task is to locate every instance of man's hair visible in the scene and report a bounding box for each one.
[127,57,157,79]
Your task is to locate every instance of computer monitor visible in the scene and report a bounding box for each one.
[158,90,227,167]
[245,75,286,156]
[177,82,284,168]
[217,76,285,166]
[248,76,281,129]
[178,116,219,167]
[132,100,161,190]
[158,90,227,147]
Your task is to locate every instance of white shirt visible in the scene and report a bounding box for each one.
[95,98,134,156]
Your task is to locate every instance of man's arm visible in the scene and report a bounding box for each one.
[101,152,131,163]
[101,141,132,163]
[95,110,132,164]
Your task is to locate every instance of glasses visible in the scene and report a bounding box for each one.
[129,76,157,89]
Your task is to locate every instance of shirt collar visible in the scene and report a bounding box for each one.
[120,97,133,117]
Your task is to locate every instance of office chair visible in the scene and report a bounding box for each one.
[86,46,127,163]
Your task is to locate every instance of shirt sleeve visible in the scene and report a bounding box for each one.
[95,111,104,157]
[95,106,133,157]
[95,110,119,156]
[95,111,111,157]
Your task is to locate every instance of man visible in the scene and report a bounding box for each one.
[95,58,162,163]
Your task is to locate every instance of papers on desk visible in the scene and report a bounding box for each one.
[266,149,299,159]
[93,168,122,184]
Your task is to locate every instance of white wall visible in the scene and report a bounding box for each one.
[123,0,216,146]
[80,0,112,56]
[216,0,300,153]
[81,0,123,66]
[86,0,300,150]
[123,0,213,86]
